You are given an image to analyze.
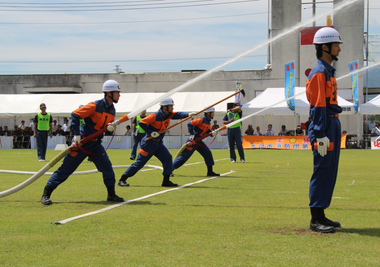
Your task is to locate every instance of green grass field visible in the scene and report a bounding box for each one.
[0,148,379,266]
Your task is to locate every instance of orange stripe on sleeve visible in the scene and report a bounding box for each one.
[73,102,97,119]
[190,117,203,127]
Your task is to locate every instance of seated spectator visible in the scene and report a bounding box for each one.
[211,120,219,131]
[55,125,65,136]
[254,126,263,136]
[19,120,27,130]
[52,119,58,135]
[244,124,254,135]
[287,130,295,136]
[371,123,380,136]
[295,125,304,136]
[264,124,275,136]
[125,125,132,136]
[2,126,11,136]
[22,127,33,148]
[0,126,3,136]
[12,125,23,148]
[278,125,288,136]
[62,119,71,136]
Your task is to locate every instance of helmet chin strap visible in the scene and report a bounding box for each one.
[322,44,338,61]
[107,92,118,103]
[205,112,214,120]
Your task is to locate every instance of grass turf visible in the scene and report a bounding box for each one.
[0,148,379,266]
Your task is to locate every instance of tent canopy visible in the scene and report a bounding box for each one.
[242,87,356,115]
[360,94,380,114]
[0,91,236,118]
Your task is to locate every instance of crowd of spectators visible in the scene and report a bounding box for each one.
[244,123,305,136]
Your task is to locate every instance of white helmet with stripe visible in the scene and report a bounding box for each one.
[102,79,121,92]
[313,27,342,44]
[203,106,215,113]
[159,97,175,106]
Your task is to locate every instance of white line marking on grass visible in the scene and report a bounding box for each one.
[0,165,162,176]
[52,170,236,225]
[182,158,229,167]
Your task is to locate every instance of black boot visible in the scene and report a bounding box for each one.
[106,186,124,202]
[207,165,220,177]
[162,175,178,187]
[310,207,335,233]
[118,174,130,187]
[41,186,54,205]
[322,209,341,228]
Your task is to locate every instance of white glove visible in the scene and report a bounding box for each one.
[71,135,81,149]
[211,131,218,137]
[107,123,115,132]
[188,112,197,119]
[316,136,330,157]
[189,135,195,140]
[151,131,160,138]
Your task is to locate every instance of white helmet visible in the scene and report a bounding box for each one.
[203,106,215,113]
[159,97,175,106]
[313,27,342,44]
[102,79,121,92]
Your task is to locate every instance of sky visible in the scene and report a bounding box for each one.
[0,0,379,75]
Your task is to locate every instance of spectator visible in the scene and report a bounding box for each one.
[55,125,65,136]
[0,126,3,136]
[19,120,27,130]
[3,126,11,136]
[305,117,312,135]
[371,123,380,136]
[29,119,34,130]
[12,125,23,148]
[278,125,288,136]
[211,120,219,131]
[62,119,71,136]
[366,117,376,133]
[264,124,275,136]
[22,126,33,148]
[363,116,369,135]
[254,126,263,136]
[295,125,304,136]
[52,120,58,134]
[244,124,254,135]
[125,125,132,136]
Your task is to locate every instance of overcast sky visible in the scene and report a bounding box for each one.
[0,0,379,75]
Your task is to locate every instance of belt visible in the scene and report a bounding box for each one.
[328,114,339,118]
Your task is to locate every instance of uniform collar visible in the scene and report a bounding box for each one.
[318,59,336,77]
[102,97,113,108]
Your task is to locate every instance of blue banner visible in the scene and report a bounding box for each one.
[284,62,295,111]
[348,61,359,113]
[235,82,242,105]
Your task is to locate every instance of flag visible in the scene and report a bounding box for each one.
[235,82,242,105]
[348,60,359,113]
[284,61,295,111]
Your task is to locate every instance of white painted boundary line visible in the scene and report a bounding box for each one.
[52,170,236,225]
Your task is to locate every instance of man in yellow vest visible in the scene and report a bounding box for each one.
[130,110,146,160]
[33,103,53,162]
[223,102,245,163]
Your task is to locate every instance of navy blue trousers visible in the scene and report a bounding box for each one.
[309,117,341,208]
[46,140,115,189]
[36,130,48,160]
[173,139,214,170]
[227,128,245,161]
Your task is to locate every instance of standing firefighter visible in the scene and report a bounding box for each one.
[173,106,219,176]
[118,97,194,187]
[41,79,124,205]
[130,110,147,160]
[306,27,343,233]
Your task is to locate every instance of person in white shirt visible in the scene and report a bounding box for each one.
[371,123,380,136]
[254,126,263,136]
[19,120,26,130]
[264,124,275,136]
[62,119,71,135]
[366,117,376,132]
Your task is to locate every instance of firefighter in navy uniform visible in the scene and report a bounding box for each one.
[307,27,343,233]
[173,106,219,176]
[118,97,195,187]
[40,80,124,205]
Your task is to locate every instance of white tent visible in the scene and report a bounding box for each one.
[360,94,380,114]
[242,87,356,115]
[0,91,236,118]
